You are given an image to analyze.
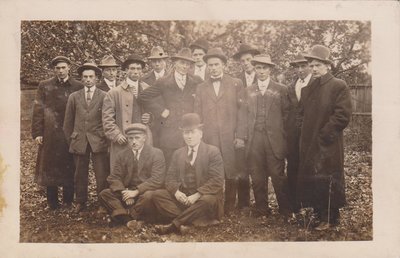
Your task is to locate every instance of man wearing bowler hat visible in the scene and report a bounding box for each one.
[189,38,210,81]
[63,62,110,213]
[102,54,152,174]
[237,54,292,219]
[152,113,224,235]
[32,56,83,210]
[139,48,203,166]
[99,123,166,228]
[97,55,120,92]
[233,43,261,88]
[297,45,352,230]
[194,47,245,214]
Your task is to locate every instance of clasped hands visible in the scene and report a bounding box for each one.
[122,189,139,206]
[174,190,201,206]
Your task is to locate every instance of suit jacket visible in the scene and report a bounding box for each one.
[107,145,166,194]
[237,79,290,160]
[63,87,108,154]
[237,71,258,88]
[141,70,168,116]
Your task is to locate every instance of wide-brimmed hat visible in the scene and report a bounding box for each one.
[203,48,228,63]
[233,44,261,60]
[251,54,276,67]
[289,53,309,66]
[98,55,120,68]
[77,62,102,77]
[125,123,147,135]
[179,113,204,131]
[189,38,209,52]
[50,56,71,67]
[122,54,146,70]
[303,45,333,64]
[148,46,169,60]
[171,48,195,63]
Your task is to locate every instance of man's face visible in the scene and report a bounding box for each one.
[150,59,166,73]
[254,63,271,81]
[81,70,97,88]
[102,67,118,81]
[175,59,191,75]
[239,53,255,74]
[127,133,146,151]
[126,63,143,81]
[309,59,329,78]
[183,128,202,147]
[207,57,224,78]
[54,62,70,79]
[294,62,312,80]
[192,48,206,67]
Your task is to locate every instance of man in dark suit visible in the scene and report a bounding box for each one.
[188,38,210,81]
[238,54,292,218]
[233,43,261,88]
[97,55,120,92]
[152,113,224,235]
[63,62,109,213]
[99,123,166,228]
[194,48,245,214]
[32,56,83,210]
[139,48,203,166]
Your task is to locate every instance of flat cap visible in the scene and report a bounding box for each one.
[124,123,147,135]
[50,56,71,67]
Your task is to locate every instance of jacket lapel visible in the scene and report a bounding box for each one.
[264,80,277,116]
[138,145,149,177]
[178,147,188,183]
[77,88,88,108]
[194,142,205,187]
[87,87,100,109]
[248,85,258,120]
[216,76,227,100]
[205,80,218,102]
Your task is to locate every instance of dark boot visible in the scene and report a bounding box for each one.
[237,177,250,209]
[224,179,238,214]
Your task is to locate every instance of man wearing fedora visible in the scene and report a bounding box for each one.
[233,43,261,88]
[189,38,210,81]
[63,62,109,213]
[193,47,245,214]
[286,54,314,212]
[237,54,292,218]
[139,48,203,166]
[152,113,224,235]
[297,45,352,230]
[99,123,166,228]
[102,54,152,174]
[32,56,83,210]
[97,55,120,92]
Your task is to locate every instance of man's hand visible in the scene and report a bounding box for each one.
[125,198,135,206]
[174,190,189,206]
[35,136,43,145]
[161,109,170,119]
[141,113,151,124]
[116,134,127,145]
[234,138,245,149]
[187,192,201,205]
[122,189,139,202]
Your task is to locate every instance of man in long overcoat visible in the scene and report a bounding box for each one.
[297,45,352,230]
[97,55,120,92]
[194,48,245,214]
[31,56,83,209]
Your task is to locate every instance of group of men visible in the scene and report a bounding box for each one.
[31,39,352,234]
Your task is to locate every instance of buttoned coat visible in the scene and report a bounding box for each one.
[31,76,83,186]
[194,74,244,179]
[297,73,352,209]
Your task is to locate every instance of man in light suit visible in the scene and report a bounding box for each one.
[97,55,120,92]
[99,123,166,228]
[238,54,292,218]
[152,113,224,235]
[189,38,210,81]
[63,62,109,213]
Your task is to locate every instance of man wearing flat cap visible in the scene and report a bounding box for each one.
[152,113,224,235]
[297,45,352,230]
[193,47,245,214]
[32,55,83,210]
[97,55,120,92]
[102,54,152,174]
[139,48,203,166]
[237,54,292,219]
[233,43,261,88]
[189,38,210,81]
[99,123,166,228]
[63,62,109,213]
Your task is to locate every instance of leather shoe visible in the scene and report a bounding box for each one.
[74,203,86,213]
[126,220,144,231]
[155,223,179,235]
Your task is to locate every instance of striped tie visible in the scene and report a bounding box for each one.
[86,88,92,104]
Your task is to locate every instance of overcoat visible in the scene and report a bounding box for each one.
[194,74,244,179]
[297,72,352,209]
[31,76,83,186]
[97,78,112,92]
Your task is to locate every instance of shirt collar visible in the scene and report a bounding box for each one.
[174,70,187,80]
[85,86,95,92]
[58,76,69,83]
[257,77,270,88]
[154,69,165,78]
[132,145,144,159]
[188,143,200,153]
[245,71,255,78]
[210,73,223,80]
[104,78,116,87]
[126,77,139,87]
[301,73,312,85]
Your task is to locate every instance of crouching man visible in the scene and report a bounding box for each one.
[99,123,166,228]
[152,113,224,235]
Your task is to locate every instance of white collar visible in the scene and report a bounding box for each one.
[104,78,116,87]
[175,70,187,80]
[126,77,139,87]
[188,143,200,152]
[195,64,206,71]
[85,86,95,92]
[58,76,69,83]
[257,77,270,88]
[299,73,312,85]
[154,69,165,78]
[245,71,255,78]
[132,145,144,160]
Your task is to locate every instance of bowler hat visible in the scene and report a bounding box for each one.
[251,54,276,67]
[189,38,210,52]
[77,62,102,77]
[148,46,169,60]
[122,54,146,70]
[289,53,309,66]
[98,55,120,68]
[125,123,147,135]
[171,48,195,63]
[233,44,261,60]
[203,48,228,63]
[179,113,203,131]
[50,56,71,67]
[303,45,332,64]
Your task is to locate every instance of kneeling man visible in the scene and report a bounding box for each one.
[99,123,166,227]
[153,113,224,234]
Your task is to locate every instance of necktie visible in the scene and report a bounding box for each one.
[187,147,194,165]
[86,88,92,104]
[210,77,221,83]
[133,150,138,162]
